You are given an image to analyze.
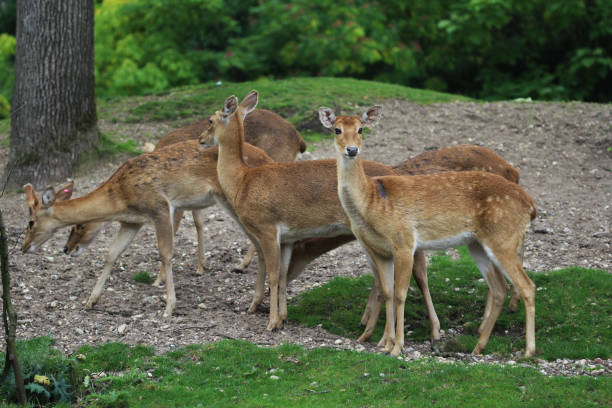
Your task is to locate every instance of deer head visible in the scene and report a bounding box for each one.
[22,181,74,253]
[319,106,382,161]
[198,91,258,147]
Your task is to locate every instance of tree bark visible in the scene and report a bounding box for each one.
[5,0,97,189]
[0,210,26,404]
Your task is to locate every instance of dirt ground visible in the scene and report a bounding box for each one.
[0,100,610,371]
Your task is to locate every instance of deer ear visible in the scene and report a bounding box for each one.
[220,95,238,123]
[361,106,382,128]
[318,107,336,129]
[41,186,56,208]
[239,90,258,120]
[55,179,74,202]
[24,184,39,208]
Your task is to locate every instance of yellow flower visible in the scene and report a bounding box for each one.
[33,374,51,386]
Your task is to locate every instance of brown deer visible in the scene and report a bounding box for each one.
[22,141,273,317]
[63,109,307,273]
[320,105,537,357]
[199,91,524,339]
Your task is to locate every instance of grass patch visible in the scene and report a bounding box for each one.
[132,270,154,285]
[98,77,471,134]
[289,247,612,360]
[71,340,612,407]
[95,132,141,157]
[0,336,77,405]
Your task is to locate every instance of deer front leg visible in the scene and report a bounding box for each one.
[362,247,395,353]
[358,263,383,343]
[86,222,141,308]
[153,215,176,318]
[390,249,414,357]
[258,232,283,331]
[192,209,207,275]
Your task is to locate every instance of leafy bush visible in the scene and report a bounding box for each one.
[94,0,256,96]
[0,32,15,118]
[0,337,76,404]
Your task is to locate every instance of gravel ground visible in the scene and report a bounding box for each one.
[1,100,610,377]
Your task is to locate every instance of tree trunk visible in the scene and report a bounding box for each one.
[0,210,26,404]
[5,0,97,189]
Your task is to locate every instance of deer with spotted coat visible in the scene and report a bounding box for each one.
[320,105,537,357]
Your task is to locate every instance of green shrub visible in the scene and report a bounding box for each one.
[0,337,76,405]
[94,0,256,96]
[0,33,15,118]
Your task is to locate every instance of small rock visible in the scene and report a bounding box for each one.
[50,274,58,280]
[270,375,280,380]
[142,142,155,153]
[118,324,127,334]
[334,339,343,345]
[198,303,206,309]
[50,301,58,308]
[75,328,84,335]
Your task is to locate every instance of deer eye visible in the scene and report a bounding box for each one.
[334,128,341,135]
[358,128,363,134]
[77,225,84,231]
[28,221,34,229]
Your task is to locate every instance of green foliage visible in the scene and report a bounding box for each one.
[91,0,611,101]
[0,33,15,118]
[289,247,612,360]
[0,0,16,35]
[95,132,141,157]
[94,0,257,96]
[227,0,416,81]
[132,270,154,284]
[0,336,76,404]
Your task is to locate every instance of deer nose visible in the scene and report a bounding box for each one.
[346,146,359,157]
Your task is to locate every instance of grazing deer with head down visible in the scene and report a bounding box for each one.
[63,109,307,273]
[319,105,537,357]
[22,141,273,317]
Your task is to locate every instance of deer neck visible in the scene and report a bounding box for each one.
[216,116,249,204]
[336,155,372,223]
[49,185,122,226]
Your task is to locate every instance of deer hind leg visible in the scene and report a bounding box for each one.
[173,210,184,234]
[247,240,266,314]
[507,240,526,312]
[153,213,177,318]
[390,249,415,357]
[235,243,256,272]
[486,241,536,357]
[360,251,378,326]
[192,210,207,275]
[478,263,509,335]
[278,244,293,322]
[412,250,441,343]
[467,242,508,355]
[358,262,384,343]
[86,222,142,309]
